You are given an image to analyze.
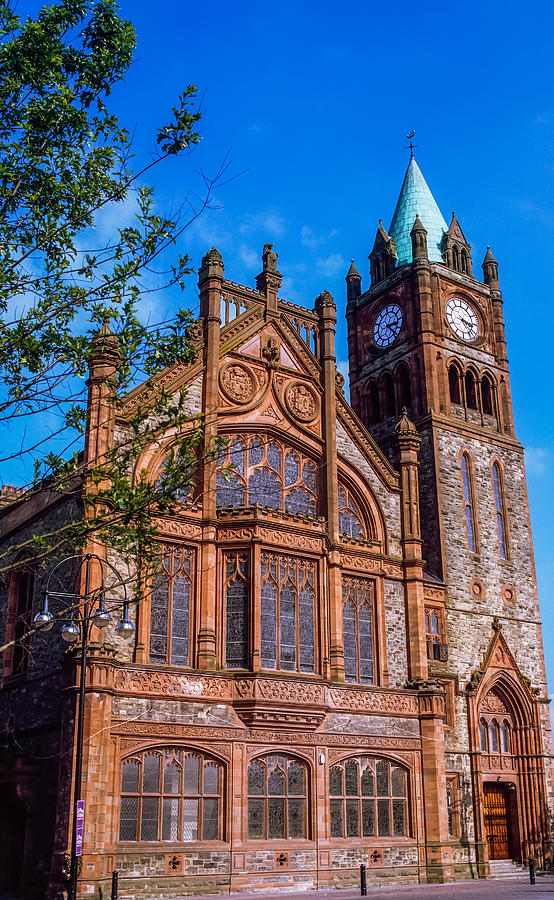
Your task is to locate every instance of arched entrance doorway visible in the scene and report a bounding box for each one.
[468,641,552,874]
[0,784,26,894]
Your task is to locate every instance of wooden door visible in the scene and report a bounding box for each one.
[483,783,511,859]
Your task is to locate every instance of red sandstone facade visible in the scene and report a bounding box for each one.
[0,166,552,899]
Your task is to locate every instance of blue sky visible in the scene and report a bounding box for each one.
[16,1,554,684]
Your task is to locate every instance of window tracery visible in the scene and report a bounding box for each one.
[329,757,409,839]
[342,576,374,685]
[149,546,194,667]
[225,551,249,668]
[216,436,317,516]
[247,755,308,839]
[119,750,223,842]
[338,485,365,539]
[260,553,316,673]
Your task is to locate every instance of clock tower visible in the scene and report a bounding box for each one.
[346,154,516,579]
[346,155,553,871]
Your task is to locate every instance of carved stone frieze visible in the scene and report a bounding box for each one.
[112,669,233,700]
[339,552,403,580]
[155,519,202,540]
[112,721,421,752]
[258,527,322,552]
[218,527,255,542]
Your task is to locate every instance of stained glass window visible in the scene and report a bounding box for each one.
[342,577,374,684]
[328,757,408,839]
[149,546,194,666]
[216,436,317,516]
[338,486,366,539]
[225,551,249,668]
[260,553,316,673]
[425,607,443,661]
[247,755,308,839]
[492,463,507,559]
[461,454,476,553]
[489,720,499,753]
[501,720,511,754]
[119,750,222,842]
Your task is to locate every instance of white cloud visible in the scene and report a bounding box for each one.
[238,244,259,270]
[525,447,550,477]
[238,209,287,238]
[316,253,345,278]
[301,224,339,250]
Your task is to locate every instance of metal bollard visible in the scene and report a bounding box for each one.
[111,869,119,900]
[360,863,367,896]
[528,856,536,885]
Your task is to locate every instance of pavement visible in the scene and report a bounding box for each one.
[175,876,554,900]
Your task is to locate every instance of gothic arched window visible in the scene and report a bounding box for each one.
[247,755,308,839]
[260,553,316,673]
[465,370,478,410]
[452,246,459,271]
[329,757,409,839]
[489,720,499,753]
[492,462,508,559]
[501,720,511,754]
[5,560,35,678]
[398,365,412,411]
[338,485,366,540]
[367,381,380,425]
[149,546,194,666]
[342,576,375,685]
[225,551,249,668]
[481,374,494,416]
[383,373,396,418]
[448,364,461,406]
[461,453,477,553]
[119,750,223,842]
[216,436,317,517]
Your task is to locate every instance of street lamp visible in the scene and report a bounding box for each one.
[34,553,135,900]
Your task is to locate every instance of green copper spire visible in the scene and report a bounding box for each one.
[389,157,448,265]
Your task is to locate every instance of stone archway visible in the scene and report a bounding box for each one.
[467,626,552,874]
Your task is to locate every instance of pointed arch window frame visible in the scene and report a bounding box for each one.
[492,461,509,560]
[461,452,478,554]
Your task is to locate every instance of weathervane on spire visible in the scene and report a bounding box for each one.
[405,130,417,158]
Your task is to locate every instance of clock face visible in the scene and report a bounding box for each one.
[373,303,403,348]
[445,297,479,342]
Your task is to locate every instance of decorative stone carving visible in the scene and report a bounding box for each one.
[258,527,322,552]
[262,337,280,368]
[112,669,233,700]
[285,381,318,422]
[218,527,255,542]
[220,362,256,403]
[481,689,508,714]
[155,519,202,539]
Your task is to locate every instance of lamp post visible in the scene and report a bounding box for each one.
[34,553,135,900]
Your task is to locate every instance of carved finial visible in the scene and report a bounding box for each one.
[394,407,418,436]
[89,320,119,359]
[198,246,224,284]
[314,289,335,314]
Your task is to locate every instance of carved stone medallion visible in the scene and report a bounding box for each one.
[285,381,318,422]
[219,362,256,403]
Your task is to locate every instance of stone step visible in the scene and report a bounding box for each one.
[488,860,527,879]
